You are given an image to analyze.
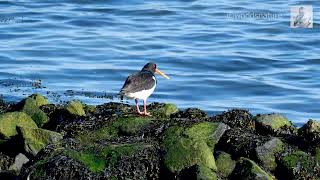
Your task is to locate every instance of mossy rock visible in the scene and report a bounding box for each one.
[114,116,153,135]
[18,126,63,156]
[196,165,217,180]
[66,100,85,116]
[315,147,320,164]
[279,150,319,179]
[151,103,178,117]
[215,152,235,178]
[163,122,219,173]
[29,94,49,107]
[0,112,37,139]
[22,98,49,127]
[298,119,320,142]
[230,158,274,180]
[255,113,293,134]
[255,138,284,171]
[84,105,97,113]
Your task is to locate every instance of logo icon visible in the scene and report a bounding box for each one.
[290,6,313,28]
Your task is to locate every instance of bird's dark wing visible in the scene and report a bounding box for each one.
[120,71,156,94]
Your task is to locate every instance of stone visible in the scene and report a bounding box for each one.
[9,153,29,175]
[255,138,284,171]
[66,100,86,116]
[22,98,49,127]
[230,158,274,180]
[215,151,235,178]
[18,126,63,156]
[255,113,294,135]
[298,119,320,143]
[29,94,49,107]
[0,112,37,139]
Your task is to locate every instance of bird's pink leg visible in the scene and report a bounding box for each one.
[143,99,151,116]
[135,99,144,115]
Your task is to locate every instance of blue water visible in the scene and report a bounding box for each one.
[0,0,319,123]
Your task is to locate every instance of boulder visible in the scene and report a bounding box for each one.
[66,100,86,116]
[278,150,320,179]
[17,126,63,156]
[215,151,235,178]
[255,138,284,171]
[0,112,37,139]
[173,108,208,119]
[148,103,178,117]
[22,98,49,127]
[230,158,274,180]
[0,152,16,179]
[211,109,254,129]
[298,119,320,143]
[163,122,221,174]
[255,113,295,135]
[29,94,49,107]
[9,153,29,175]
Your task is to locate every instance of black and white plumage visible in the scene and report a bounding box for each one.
[120,62,170,116]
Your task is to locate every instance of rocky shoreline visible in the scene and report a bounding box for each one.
[0,94,319,179]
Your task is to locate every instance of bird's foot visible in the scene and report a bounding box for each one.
[143,112,152,116]
[137,111,144,116]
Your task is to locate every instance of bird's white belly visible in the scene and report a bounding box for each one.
[127,85,156,101]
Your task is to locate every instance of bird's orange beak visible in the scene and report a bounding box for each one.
[155,68,170,79]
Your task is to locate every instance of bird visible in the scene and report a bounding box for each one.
[120,62,170,116]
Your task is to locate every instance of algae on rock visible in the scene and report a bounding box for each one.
[29,94,49,107]
[22,98,49,127]
[18,126,63,156]
[0,112,37,139]
[66,100,86,116]
[215,151,235,178]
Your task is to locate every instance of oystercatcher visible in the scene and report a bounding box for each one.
[120,62,170,116]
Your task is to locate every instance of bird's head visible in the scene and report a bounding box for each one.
[142,62,170,79]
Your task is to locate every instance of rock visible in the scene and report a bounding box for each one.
[114,116,154,135]
[0,152,14,171]
[17,126,63,156]
[255,138,284,171]
[196,165,217,180]
[173,108,208,119]
[9,153,29,175]
[255,113,295,135]
[316,147,320,164]
[83,105,97,114]
[298,119,320,143]
[66,100,86,116]
[22,98,49,127]
[215,128,269,159]
[0,112,37,139]
[211,109,254,129]
[29,94,49,107]
[149,103,178,117]
[230,158,274,180]
[278,150,320,179]
[163,122,219,174]
[215,151,235,178]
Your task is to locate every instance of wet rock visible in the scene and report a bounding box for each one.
[215,151,235,178]
[21,98,49,127]
[211,109,254,129]
[0,112,37,139]
[66,100,86,116]
[298,119,320,144]
[196,165,217,180]
[0,152,14,171]
[230,158,274,180]
[216,128,269,160]
[9,153,29,175]
[255,113,295,135]
[173,108,208,119]
[17,126,63,156]
[29,94,49,107]
[148,103,178,117]
[277,150,320,180]
[255,137,284,171]
[163,122,219,174]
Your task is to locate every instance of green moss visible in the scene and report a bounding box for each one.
[154,103,178,117]
[84,105,97,113]
[255,114,292,130]
[216,152,235,177]
[0,112,37,139]
[237,158,273,180]
[66,100,86,116]
[163,123,219,173]
[315,148,320,164]
[22,98,49,127]
[18,126,63,156]
[76,125,118,145]
[184,122,218,148]
[113,116,153,135]
[197,165,217,180]
[282,151,310,169]
[256,138,284,171]
[29,94,49,107]
[66,149,106,173]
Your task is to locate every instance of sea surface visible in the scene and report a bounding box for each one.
[0,0,319,124]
